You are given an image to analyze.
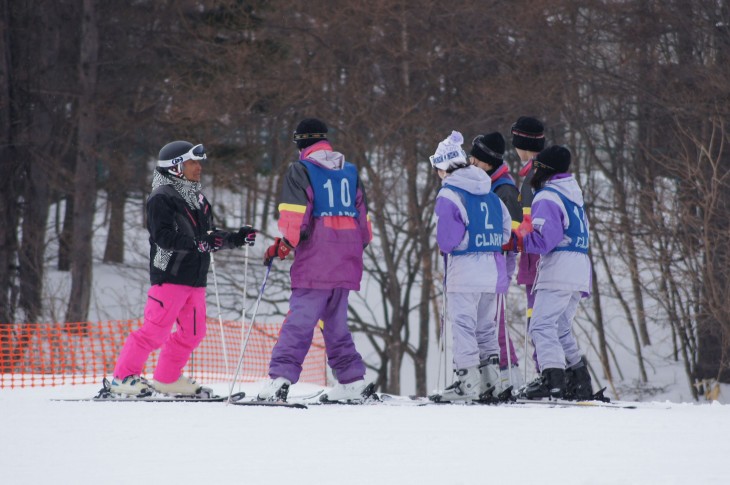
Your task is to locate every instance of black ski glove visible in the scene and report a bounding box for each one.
[196,231,226,253]
[230,226,257,247]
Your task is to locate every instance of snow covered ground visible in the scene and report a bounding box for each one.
[1,381,728,485]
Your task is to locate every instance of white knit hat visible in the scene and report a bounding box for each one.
[429,130,468,171]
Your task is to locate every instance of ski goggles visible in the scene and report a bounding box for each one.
[532,159,554,171]
[158,144,207,168]
[293,132,327,143]
[471,135,504,160]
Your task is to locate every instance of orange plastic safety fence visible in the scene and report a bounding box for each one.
[0,319,326,389]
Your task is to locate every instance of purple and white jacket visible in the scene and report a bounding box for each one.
[522,174,592,296]
[435,165,512,294]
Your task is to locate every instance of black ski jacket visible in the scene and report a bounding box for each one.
[146,182,229,287]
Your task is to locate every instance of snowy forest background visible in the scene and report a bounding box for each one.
[1,0,729,400]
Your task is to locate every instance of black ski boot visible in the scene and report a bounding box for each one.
[521,368,565,399]
[565,356,593,400]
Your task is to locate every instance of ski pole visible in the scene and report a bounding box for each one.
[237,242,250,388]
[524,307,530,385]
[500,293,512,387]
[210,251,230,376]
[437,253,448,390]
[227,258,273,404]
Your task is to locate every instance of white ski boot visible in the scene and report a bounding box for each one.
[501,364,523,393]
[109,375,152,397]
[257,377,292,401]
[429,367,480,402]
[320,379,373,403]
[478,355,502,400]
[151,375,209,397]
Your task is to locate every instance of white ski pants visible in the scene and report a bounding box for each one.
[447,292,499,369]
[529,288,583,371]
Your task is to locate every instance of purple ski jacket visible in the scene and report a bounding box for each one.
[435,165,512,294]
[276,141,372,290]
[522,174,592,296]
[517,159,540,285]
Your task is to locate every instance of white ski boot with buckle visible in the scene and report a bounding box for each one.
[429,366,480,403]
[320,379,374,403]
[478,355,502,400]
[109,375,151,397]
[151,375,211,397]
[257,377,292,401]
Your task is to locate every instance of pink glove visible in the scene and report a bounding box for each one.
[515,214,533,252]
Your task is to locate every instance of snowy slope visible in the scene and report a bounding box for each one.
[1,382,728,485]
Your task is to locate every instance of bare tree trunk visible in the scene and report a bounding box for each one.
[615,180,651,346]
[16,0,65,324]
[58,196,73,271]
[588,251,612,383]
[18,163,50,323]
[694,18,730,385]
[103,187,125,263]
[0,0,20,325]
[65,0,99,326]
[0,0,20,369]
[593,230,648,382]
[414,228,433,397]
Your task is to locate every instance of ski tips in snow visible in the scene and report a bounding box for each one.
[229,399,308,409]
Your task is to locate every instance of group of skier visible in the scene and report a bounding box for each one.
[429,117,594,403]
[105,115,594,404]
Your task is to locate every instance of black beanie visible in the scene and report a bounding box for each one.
[293,118,328,150]
[511,116,545,152]
[470,132,505,167]
[536,145,571,173]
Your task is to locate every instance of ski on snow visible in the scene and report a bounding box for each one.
[289,383,380,406]
[52,391,247,403]
[511,398,638,409]
[377,395,636,409]
[55,392,308,409]
[377,387,638,409]
[52,377,249,403]
[510,387,638,409]
[229,399,308,409]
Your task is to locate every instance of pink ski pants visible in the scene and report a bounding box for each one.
[113,283,206,384]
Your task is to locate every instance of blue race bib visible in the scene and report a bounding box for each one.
[300,160,360,218]
[442,184,503,255]
[541,187,589,253]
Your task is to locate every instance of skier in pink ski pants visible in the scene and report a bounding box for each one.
[110,140,257,397]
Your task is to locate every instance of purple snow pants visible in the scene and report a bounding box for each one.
[269,288,365,385]
[114,283,206,384]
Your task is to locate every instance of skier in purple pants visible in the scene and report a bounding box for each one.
[257,118,374,403]
[469,132,522,391]
[429,131,512,402]
[512,116,546,375]
[513,145,594,400]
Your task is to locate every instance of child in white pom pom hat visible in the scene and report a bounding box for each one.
[429,131,513,403]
